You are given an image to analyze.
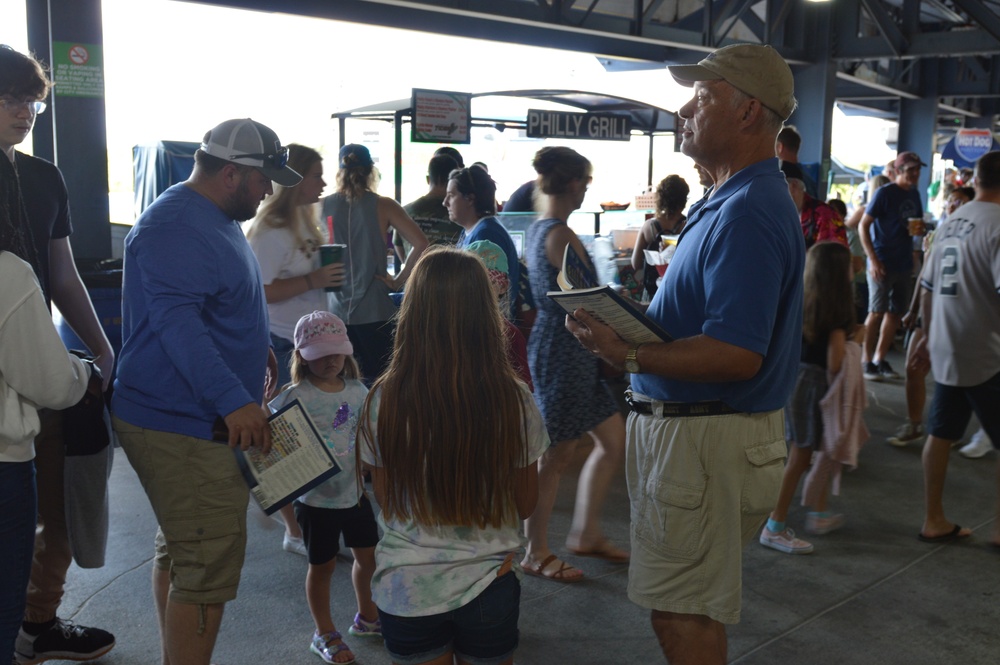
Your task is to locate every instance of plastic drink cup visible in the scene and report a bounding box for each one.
[908,218,926,236]
[318,244,345,292]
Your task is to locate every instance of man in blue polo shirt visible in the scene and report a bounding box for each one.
[567,44,804,664]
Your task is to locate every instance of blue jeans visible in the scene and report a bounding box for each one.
[270,333,294,391]
[0,460,36,661]
[378,572,520,665]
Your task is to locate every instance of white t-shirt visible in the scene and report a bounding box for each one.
[248,225,326,340]
[0,252,90,461]
[360,382,550,617]
[920,200,1000,386]
[269,377,369,509]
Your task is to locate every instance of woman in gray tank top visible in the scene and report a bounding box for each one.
[320,144,428,383]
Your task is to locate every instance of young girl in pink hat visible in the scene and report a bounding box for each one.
[269,311,380,664]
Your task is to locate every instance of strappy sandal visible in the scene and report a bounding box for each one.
[310,630,356,664]
[522,554,584,583]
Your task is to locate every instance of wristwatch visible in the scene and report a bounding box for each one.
[624,344,642,374]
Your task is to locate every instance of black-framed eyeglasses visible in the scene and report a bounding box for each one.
[228,145,289,170]
[0,96,46,115]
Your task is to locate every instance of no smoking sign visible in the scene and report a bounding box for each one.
[68,45,89,65]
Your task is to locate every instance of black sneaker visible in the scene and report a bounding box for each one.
[863,361,882,381]
[15,618,115,664]
[878,360,900,380]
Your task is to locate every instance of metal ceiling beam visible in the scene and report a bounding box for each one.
[835,70,921,99]
[835,29,1000,58]
[182,0,1000,123]
[949,0,1000,42]
[858,0,909,58]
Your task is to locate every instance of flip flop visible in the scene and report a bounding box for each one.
[917,524,972,543]
[567,539,630,563]
[522,554,584,583]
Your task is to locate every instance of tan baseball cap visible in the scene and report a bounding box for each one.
[669,44,797,120]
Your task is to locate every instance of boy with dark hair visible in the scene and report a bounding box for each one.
[1,44,116,665]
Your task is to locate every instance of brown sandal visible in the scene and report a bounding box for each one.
[522,554,584,583]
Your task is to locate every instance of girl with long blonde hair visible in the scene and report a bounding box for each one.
[358,246,548,665]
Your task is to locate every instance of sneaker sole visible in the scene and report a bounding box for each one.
[959,447,993,459]
[759,538,814,554]
[887,437,922,447]
[863,374,883,382]
[18,642,115,664]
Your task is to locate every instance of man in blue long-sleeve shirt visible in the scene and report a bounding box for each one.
[112,118,300,665]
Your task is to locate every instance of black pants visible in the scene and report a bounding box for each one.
[347,320,395,386]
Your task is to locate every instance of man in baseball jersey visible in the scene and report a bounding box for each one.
[910,151,1000,545]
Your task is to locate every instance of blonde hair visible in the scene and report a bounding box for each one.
[336,159,381,201]
[358,246,528,528]
[289,349,361,385]
[246,144,324,251]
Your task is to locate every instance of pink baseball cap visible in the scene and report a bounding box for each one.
[294,311,354,361]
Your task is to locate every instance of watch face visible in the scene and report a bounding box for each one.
[625,358,640,373]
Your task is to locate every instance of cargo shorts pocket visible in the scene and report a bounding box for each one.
[741,439,787,516]
[160,512,244,596]
[634,477,707,560]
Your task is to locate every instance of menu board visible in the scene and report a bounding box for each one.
[412,88,472,144]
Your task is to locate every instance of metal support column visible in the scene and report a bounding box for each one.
[26,0,111,261]
[898,61,938,207]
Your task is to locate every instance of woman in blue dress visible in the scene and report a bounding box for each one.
[522,146,628,582]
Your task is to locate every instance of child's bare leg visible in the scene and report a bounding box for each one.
[306,558,338,634]
[350,546,379,621]
[769,445,813,523]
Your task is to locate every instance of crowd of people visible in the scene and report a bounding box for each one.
[2,38,998,665]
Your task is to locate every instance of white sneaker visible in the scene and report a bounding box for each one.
[759,527,814,554]
[959,429,993,459]
[282,533,308,556]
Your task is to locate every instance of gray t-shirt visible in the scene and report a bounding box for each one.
[920,200,1000,386]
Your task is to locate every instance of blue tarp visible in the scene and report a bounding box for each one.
[132,140,199,217]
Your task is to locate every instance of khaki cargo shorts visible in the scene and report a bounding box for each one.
[113,416,249,605]
[624,404,786,624]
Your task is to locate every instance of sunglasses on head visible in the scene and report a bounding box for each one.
[229,144,289,170]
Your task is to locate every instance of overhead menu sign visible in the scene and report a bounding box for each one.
[412,89,471,144]
[527,109,632,141]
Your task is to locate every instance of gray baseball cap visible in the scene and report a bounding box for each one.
[200,118,302,186]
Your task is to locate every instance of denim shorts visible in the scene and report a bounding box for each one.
[270,333,294,391]
[927,371,1000,444]
[378,572,520,665]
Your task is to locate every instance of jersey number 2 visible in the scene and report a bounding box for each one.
[939,247,959,297]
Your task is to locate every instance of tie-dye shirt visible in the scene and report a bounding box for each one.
[360,383,550,617]
[269,377,368,509]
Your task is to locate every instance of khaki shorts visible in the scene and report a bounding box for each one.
[625,404,786,624]
[113,416,249,605]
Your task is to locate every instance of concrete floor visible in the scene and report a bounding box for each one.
[54,349,1000,665]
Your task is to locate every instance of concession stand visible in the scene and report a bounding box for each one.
[330,89,678,234]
